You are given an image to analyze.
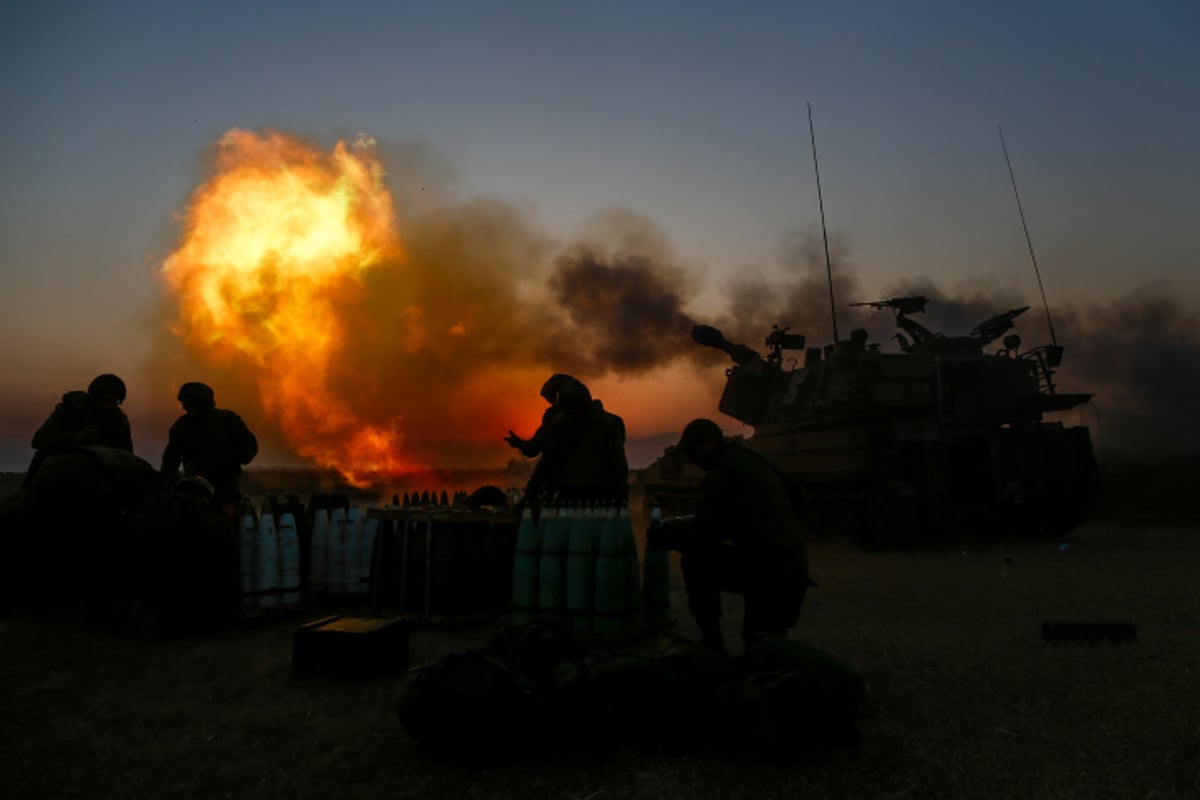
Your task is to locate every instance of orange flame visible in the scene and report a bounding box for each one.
[161,129,420,486]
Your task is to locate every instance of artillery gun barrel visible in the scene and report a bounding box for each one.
[692,325,763,367]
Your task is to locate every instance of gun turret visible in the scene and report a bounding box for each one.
[849,296,929,316]
[970,306,1030,344]
[765,326,807,354]
[692,325,764,367]
[852,296,935,348]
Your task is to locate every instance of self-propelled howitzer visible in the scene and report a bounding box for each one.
[641,297,1097,546]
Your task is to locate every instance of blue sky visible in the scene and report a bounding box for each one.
[1,1,1196,470]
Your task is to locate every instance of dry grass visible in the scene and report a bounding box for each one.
[3,518,1199,800]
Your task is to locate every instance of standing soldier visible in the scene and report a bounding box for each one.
[504,373,581,459]
[160,382,258,518]
[23,372,134,491]
[523,376,628,506]
[30,373,133,454]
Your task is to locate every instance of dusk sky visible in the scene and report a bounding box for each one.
[1,1,1196,476]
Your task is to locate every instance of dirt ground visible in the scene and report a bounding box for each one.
[3,512,1199,800]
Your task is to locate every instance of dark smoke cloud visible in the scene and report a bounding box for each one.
[547,207,702,373]
[1050,282,1200,455]
[550,248,697,372]
[712,227,870,351]
[333,195,562,460]
[332,203,704,465]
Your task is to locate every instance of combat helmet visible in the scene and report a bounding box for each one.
[87,373,127,404]
[177,381,216,410]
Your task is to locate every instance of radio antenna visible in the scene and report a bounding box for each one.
[998,124,1057,346]
[809,102,840,344]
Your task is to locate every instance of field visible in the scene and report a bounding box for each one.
[2,459,1199,799]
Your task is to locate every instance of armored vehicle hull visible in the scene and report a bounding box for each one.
[642,300,1098,546]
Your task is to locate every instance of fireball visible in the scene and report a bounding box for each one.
[160,129,418,486]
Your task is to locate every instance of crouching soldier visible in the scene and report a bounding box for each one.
[648,418,812,653]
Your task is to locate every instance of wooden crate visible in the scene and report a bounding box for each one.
[292,615,410,677]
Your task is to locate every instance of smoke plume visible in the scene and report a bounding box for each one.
[152,130,1197,486]
[550,209,700,372]
[154,132,708,482]
[1050,283,1200,455]
[713,227,871,350]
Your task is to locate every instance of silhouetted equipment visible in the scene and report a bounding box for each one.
[367,505,520,622]
[765,326,807,355]
[850,296,930,316]
[971,306,1030,344]
[395,624,864,751]
[849,296,937,350]
[645,299,1097,546]
[692,325,763,367]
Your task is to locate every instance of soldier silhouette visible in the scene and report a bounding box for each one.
[505,373,582,458]
[648,418,812,653]
[30,373,132,454]
[160,382,258,518]
[514,374,628,506]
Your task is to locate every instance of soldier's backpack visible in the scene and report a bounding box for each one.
[552,653,668,742]
[740,635,866,714]
[726,636,866,755]
[481,619,588,693]
[396,651,552,751]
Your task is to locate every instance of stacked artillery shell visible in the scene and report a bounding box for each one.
[238,501,257,609]
[593,507,626,632]
[536,507,567,617]
[565,505,601,631]
[309,507,331,593]
[642,505,671,623]
[510,507,540,624]
[277,510,301,605]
